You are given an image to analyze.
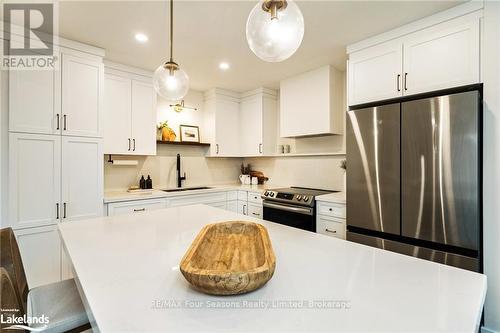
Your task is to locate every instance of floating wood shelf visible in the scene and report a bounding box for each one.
[156,141,211,147]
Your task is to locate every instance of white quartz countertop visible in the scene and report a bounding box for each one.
[316,191,346,204]
[103,183,278,203]
[59,205,486,333]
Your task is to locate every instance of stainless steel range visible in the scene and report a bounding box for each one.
[262,187,336,232]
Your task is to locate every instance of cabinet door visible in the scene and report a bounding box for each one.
[239,97,262,156]
[247,203,263,219]
[348,41,403,105]
[61,137,103,221]
[227,200,238,212]
[9,133,61,229]
[316,216,345,239]
[215,99,240,156]
[403,18,480,96]
[237,200,247,215]
[9,62,60,134]
[103,73,132,154]
[15,225,61,288]
[131,80,156,155]
[62,53,103,137]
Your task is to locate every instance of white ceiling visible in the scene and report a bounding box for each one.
[59,0,463,92]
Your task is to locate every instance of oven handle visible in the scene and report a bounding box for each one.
[263,201,313,216]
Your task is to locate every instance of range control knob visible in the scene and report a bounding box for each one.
[270,192,275,197]
[264,191,269,196]
[303,196,309,202]
[296,195,302,200]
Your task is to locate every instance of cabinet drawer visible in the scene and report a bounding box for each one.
[238,191,248,201]
[248,191,263,204]
[107,199,166,216]
[317,217,345,239]
[247,203,263,219]
[206,201,227,210]
[227,191,238,201]
[318,202,346,218]
[168,192,227,207]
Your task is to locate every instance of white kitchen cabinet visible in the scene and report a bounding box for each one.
[317,201,346,219]
[227,200,238,213]
[347,14,481,105]
[204,89,240,156]
[167,192,227,208]
[280,65,344,137]
[206,202,227,210]
[316,216,346,239]
[131,80,156,155]
[247,203,263,219]
[239,89,278,156]
[403,18,480,96]
[107,199,167,216]
[248,191,263,204]
[62,137,103,221]
[237,201,247,215]
[9,133,61,229]
[348,41,403,106]
[103,66,156,155]
[103,73,131,154]
[62,53,103,138]
[15,225,61,288]
[9,60,61,135]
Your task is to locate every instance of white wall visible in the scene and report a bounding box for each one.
[0,66,8,228]
[482,2,500,332]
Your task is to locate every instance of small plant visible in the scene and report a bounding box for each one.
[157,121,170,130]
[340,159,347,172]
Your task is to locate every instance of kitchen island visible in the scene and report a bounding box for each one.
[59,205,486,332]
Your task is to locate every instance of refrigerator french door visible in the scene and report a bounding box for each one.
[346,87,481,272]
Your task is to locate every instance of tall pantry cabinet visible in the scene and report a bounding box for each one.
[8,44,105,288]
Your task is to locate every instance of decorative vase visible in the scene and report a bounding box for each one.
[161,127,176,141]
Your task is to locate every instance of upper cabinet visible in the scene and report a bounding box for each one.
[280,65,344,137]
[9,49,104,137]
[62,53,103,137]
[348,42,403,105]
[239,88,278,156]
[347,12,481,106]
[204,89,241,157]
[103,63,157,156]
[402,18,479,96]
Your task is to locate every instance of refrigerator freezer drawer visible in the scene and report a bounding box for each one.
[346,231,479,272]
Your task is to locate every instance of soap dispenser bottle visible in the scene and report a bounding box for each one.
[139,175,146,189]
[146,175,153,189]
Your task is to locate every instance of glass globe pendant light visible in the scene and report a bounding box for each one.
[153,0,189,100]
[246,0,304,62]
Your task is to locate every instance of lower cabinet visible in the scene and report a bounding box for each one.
[237,200,247,215]
[107,198,167,216]
[14,225,62,289]
[227,200,238,212]
[316,201,346,239]
[247,203,263,219]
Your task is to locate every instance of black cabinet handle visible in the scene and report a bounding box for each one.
[397,74,401,92]
[56,114,60,130]
[216,144,219,154]
[63,115,67,130]
[128,138,131,151]
[133,208,145,212]
[325,228,337,234]
[63,203,67,219]
[259,143,263,154]
[56,203,59,219]
[133,139,136,151]
[404,73,408,91]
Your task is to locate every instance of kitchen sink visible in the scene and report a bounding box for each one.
[162,187,213,192]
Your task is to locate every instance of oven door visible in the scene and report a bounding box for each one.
[262,201,315,232]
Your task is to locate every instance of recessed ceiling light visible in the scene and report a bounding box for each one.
[219,62,230,70]
[135,33,149,43]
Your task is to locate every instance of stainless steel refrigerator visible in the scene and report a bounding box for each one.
[346,87,481,272]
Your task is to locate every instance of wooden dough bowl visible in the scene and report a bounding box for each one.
[180,221,276,295]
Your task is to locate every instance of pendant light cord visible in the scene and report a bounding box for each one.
[169,0,173,63]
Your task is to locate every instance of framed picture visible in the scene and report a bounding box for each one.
[179,125,200,143]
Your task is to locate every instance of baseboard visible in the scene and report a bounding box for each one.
[482,326,500,333]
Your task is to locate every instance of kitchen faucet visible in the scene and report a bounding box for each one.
[177,153,186,188]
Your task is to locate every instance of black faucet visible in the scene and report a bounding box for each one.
[176,153,186,188]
